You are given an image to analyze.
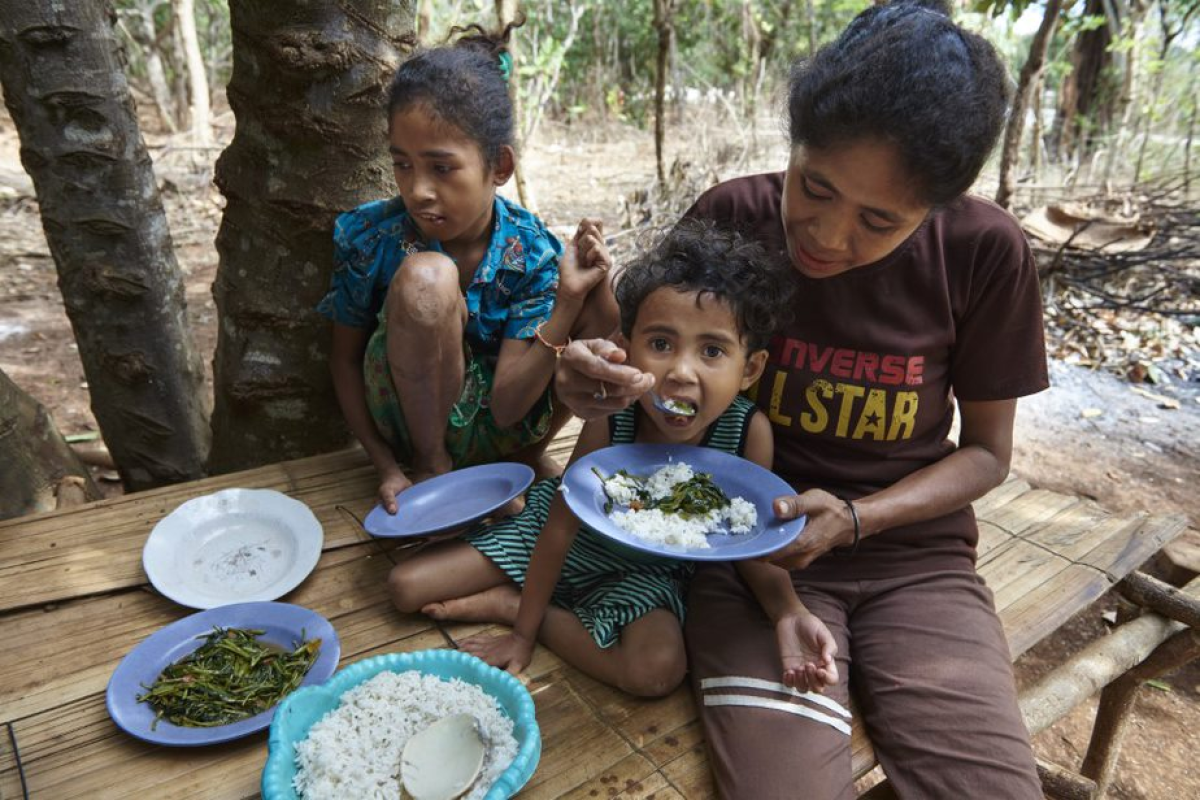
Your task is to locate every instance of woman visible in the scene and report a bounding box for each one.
[555,1,1048,797]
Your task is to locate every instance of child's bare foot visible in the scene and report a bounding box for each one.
[412,449,454,483]
[422,584,521,624]
[532,453,562,481]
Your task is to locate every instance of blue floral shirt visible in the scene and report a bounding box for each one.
[316,195,562,357]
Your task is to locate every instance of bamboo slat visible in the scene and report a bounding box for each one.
[0,443,1189,800]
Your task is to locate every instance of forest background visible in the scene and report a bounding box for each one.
[0,1,1197,798]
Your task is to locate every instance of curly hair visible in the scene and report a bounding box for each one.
[387,17,524,167]
[787,0,1010,206]
[615,218,796,352]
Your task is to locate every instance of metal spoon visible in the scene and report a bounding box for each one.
[400,713,487,800]
[650,391,697,417]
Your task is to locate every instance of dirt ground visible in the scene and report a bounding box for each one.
[0,103,1196,798]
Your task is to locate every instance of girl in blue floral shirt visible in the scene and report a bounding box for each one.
[318,21,615,513]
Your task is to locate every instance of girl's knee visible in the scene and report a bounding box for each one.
[388,252,459,326]
[387,562,425,614]
[622,642,687,698]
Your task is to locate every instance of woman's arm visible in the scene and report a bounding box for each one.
[329,323,410,512]
[769,398,1016,570]
[489,223,612,427]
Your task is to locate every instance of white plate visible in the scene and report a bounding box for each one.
[142,488,324,609]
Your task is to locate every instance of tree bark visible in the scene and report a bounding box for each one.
[0,0,210,490]
[652,0,675,187]
[1053,0,1117,162]
[996,0,1063,210]
[496,0,533,211]
[173,0,211,144]
[0,368,100,521]
[209,0,410,473]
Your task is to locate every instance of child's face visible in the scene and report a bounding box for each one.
[389,105,512,253]
[625,287,767,446]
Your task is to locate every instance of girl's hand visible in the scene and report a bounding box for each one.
[459,631,535,676]
[378,466,413,515]
[557,219,610,302]
[767,490,856,570]
[379,465,417,515]
[776,611,839,693]
[555,338,655,420]
[574,218,613,274]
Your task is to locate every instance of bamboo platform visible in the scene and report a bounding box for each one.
[0,420,1189,800]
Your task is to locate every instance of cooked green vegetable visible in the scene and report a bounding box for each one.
[595,467,729,518]
[137,627,320,729]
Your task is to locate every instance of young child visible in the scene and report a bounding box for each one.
[317,21,615,513]
[388,219,838,697]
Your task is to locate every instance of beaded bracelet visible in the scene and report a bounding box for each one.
[834,496,861,557]
[533,321,569,357]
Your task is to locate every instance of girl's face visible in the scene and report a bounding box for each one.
[388,105,513,255]
[781,138,931,279]
[625,287,767,446]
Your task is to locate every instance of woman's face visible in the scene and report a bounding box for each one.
[781,139,931,279]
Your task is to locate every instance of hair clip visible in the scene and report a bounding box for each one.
[498,51,513,82]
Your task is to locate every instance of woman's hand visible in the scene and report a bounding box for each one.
[555,338,655,420]
[378,465,413,515]
[776,611,839,693]
[459,631,535,676]
[767,490,856,570]
[557,219,611,303]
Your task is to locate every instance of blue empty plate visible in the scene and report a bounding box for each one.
[364,462,536,538]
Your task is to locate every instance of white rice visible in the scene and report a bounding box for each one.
[605,462,758,549]
[293,670,519,800]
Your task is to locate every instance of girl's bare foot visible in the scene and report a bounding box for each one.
[412,449,454,483]
[422,584,522,624]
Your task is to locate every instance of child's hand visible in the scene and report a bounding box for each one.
[776,611,839,693]
[557,218,610,302]
[459,631,535,676]
[378,466,413,515]
[574,218,612,274]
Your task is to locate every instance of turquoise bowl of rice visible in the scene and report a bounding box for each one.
[261,648,541,800]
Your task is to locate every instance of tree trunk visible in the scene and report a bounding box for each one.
[0,368,101,521]
[132,2,179,133]
[418,0,434,42]
[496,0,533,211]
[1054,0,1117,162]
[0,0,210,490]
[209,0,410,473]
[996,0,1063,210]
[652,0,675,187]
[173,0,211,145]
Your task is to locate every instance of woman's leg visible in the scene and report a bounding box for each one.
[850,570,1041,800]
[387,540,511,614]
[385,251,467,478]
[686,563,856,800]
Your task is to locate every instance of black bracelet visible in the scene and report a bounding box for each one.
[833,496,861,557]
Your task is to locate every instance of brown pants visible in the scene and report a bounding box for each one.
[685,564,1042,800]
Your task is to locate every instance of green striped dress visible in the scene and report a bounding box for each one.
[463,395,758,649]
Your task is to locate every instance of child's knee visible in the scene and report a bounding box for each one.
[387,562,424,614]
[622,642,687,698]
[388,252,459,325]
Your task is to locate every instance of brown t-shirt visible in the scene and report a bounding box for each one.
[687,172,1049,579]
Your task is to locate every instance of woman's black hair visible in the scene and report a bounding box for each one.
[788,0,1010,206]
[615,219,796,352]
[387,18,524,167]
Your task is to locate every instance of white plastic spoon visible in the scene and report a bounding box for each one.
[400,713,487,800]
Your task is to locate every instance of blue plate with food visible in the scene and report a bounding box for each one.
[363,462,535,538]
[561,444,805,561]
[106,601,340,746]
